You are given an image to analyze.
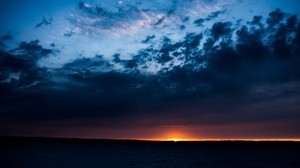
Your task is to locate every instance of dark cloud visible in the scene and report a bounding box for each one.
[61,55,115,78]
[113,54,139,69]
[78,1,107,16]
[64,30,75,37]
[211,22,232,39]
[267,8,286,28]
[0,40,57,94]
[207,10,227,20]
[0,33,13,49]
[12,40,55,58]
[194,18,206,27]
[35,15,53,28]
[141,35,156,44]
[248,15,264,28]
[182,16,189,22]
[1,9,300,127]
[50,43,55,47]
[194,10,226,26]
[152,17,165,26]
[1,34,13,41]
[179,25,186,30]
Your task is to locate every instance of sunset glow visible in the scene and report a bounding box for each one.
[164,131,190,141]
[141,138,300,142]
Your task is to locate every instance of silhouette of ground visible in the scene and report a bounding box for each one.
[1,137,300,168]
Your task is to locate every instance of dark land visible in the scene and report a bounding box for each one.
[1,137,300,168]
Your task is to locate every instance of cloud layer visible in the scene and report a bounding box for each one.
[0,1,300,138]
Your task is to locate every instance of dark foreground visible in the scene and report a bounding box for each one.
[1,137,300,168]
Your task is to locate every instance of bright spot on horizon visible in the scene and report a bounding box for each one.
[167,138,184,142]
[158,129,198,141]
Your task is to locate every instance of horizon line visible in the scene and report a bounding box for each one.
[1,136,300,142]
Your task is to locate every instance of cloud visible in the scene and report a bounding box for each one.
[62,55,113,73]
[69,1,167,35]
[211,21,232,39]
[1,8,300,125]
[67,0,232,36]
[0,33,13,49]
[0,40,57,92]
[267,8,286,28]
[194,9,227,26]
[141,35,156,44]
[35,15,53,28]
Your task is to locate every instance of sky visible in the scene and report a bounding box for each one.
[0,0,300,140]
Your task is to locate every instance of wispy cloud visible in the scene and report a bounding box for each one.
[67,0,234,36]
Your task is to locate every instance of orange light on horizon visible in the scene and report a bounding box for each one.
[133,125,300,142]
[138,129,300,142]
[149,129,200,142]
[139,138,300,142]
